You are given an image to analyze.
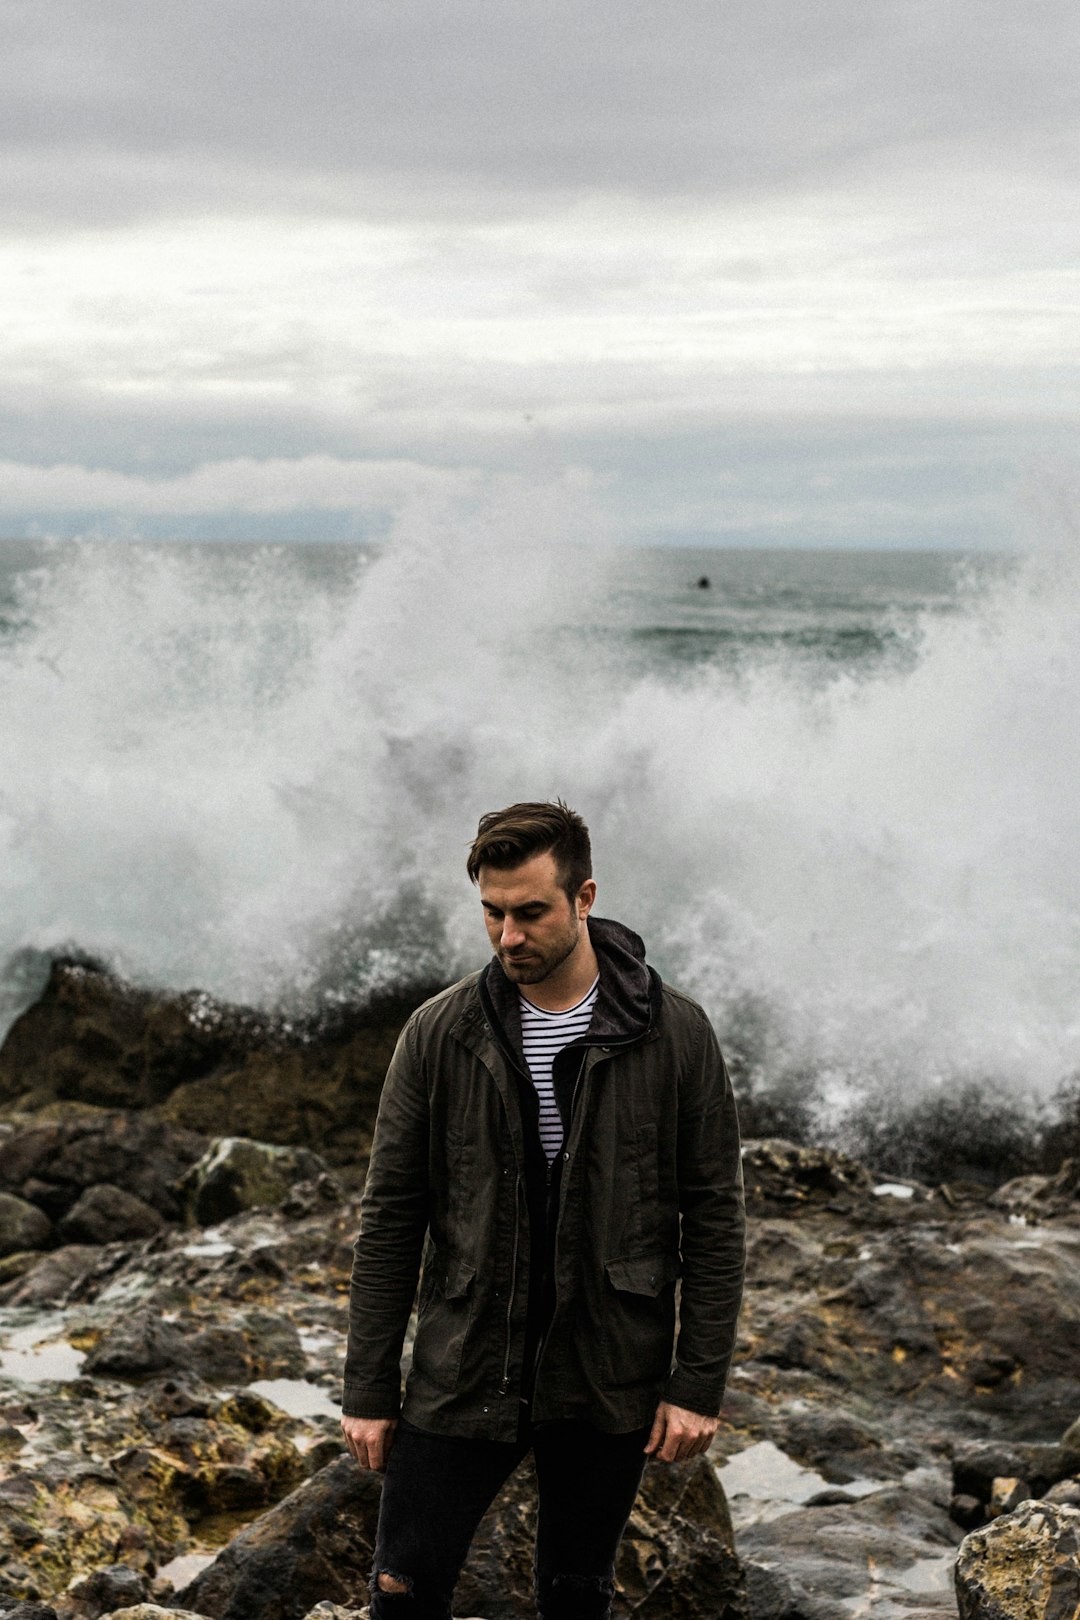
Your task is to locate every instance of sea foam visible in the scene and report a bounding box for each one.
[1,489,1078,1133]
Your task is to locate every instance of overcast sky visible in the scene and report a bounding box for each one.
[2,0,1079,548]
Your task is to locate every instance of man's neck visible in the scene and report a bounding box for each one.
[521,929,600,1013]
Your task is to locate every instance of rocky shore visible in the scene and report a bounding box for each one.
[0,961,1079,1619]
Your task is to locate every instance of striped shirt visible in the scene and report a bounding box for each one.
[519,976,600,1162]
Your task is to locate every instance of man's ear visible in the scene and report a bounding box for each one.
[577,879,597,919]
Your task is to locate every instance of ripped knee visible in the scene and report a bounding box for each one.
[374,1569,412,1596]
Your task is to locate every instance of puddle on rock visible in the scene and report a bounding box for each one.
[247,1378,340,1419]
[156,1550,217,1587]
[897,1550,957,1595]
[716,1440,883,1527]
[0,1314,86,1383]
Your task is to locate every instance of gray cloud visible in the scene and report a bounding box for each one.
[4,0,1079,224]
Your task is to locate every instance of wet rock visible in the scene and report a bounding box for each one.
[181,1139,331,1225]
[0,1604,60,1620]
[989,1158,1080,1222]
[63,1562,151,1616]
[955,1499,1080,1618]
[988,1477,1030,1517]
[951,1494,987,1530]
[0,1193,51,1257]
[0,1245,104,1308]
[0,1466,161,1608]
[453,1455,746,1619]
[83,1307,304,1387]
[298,1608,366,1620]
[0,959,429,1167]
[106,1608,209,1620]
[176,1454,383,1620]
[741,1140,875,1216]
[58,1186,165,1246]
[952,1441,1080,1504]
[83,1315,189,1381]
[741,1560,841,1620]
[1043,1479,1080,1506]
[0,1114,207,1224]
[179,1452,745,1620]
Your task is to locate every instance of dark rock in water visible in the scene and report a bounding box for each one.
[696,575,710,588]
[57,1184,165,1245]
[0,959,429,1167]
[0,1191,52,1256]
[955,1499,1080,1618]
[0,1113,208,1223]
[181,1138,334,1225]
[176,1454,382,1620]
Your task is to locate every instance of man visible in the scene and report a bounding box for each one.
[341,802,745,1620]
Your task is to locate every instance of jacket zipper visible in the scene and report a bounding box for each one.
[499,1171,523,1395]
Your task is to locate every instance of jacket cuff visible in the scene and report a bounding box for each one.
[662,1368,723,1418]
[340,1383,402,1419]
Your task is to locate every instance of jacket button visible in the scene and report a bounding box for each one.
[563,1151,570,1161]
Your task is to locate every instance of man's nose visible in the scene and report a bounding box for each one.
[501,917,525,949]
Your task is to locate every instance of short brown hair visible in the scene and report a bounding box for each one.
[467,801,592,903]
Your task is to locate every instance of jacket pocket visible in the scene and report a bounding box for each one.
[601,1251,678,1389]
[411,1253,478,1391]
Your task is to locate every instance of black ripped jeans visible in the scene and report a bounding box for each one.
[370,1417,651,1620]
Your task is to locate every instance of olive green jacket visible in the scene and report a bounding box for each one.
[341,918,745,1440]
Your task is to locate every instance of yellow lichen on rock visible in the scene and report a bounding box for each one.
[955,1499,1080,1619]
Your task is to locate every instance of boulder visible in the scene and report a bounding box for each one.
[83,1308,304,1386]
[0,959,431,1166]
[0,1114,208,1223]
[0,1192,51,1257]
[955,1499,1080,1618]
[176,1454,382,1619]
[990,1159,1080,1222]
[741,1140,875,1217]
[57,1185,165,1246]
[107,1608,209,1620]
[63,1561,151,1615]
[83,1315,189,1382]
[180,1138,332,1225]
[177,1452,746,1620]
[952,1442,1080,1505]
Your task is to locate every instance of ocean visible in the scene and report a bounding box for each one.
[1,525,1077,1172]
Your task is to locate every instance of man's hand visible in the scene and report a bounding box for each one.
[644,1401,718,1463]
[340,1414,398,1472]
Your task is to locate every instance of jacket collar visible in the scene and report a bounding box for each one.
[478,915,660,1062]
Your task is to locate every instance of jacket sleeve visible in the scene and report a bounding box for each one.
[341,1014,430,1418]
[664,1009,746,1417]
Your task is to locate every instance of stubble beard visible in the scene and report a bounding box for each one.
[498,925,580,987]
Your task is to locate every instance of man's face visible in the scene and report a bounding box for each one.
[478,851,595,987]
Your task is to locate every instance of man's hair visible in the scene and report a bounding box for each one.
[466,801,592,903]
